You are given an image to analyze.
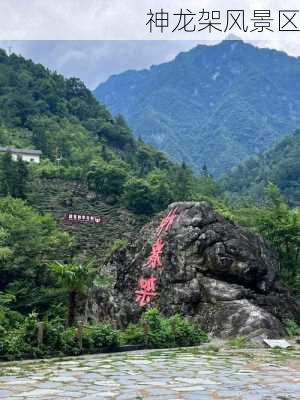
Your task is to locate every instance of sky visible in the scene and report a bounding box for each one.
[0,39,299,90]
[0,0,300,89]
[0,40,204,89]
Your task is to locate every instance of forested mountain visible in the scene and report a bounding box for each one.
[221,129,300,207]
[0,48,198,216]
[94,40,300,176]
[0,48,168,175]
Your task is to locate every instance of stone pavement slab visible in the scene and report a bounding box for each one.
[0,346,299,399]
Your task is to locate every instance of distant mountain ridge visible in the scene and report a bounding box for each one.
[94,40,300,176]
[221,129,300,207]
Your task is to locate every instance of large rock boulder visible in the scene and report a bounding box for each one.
[87,202,300,339]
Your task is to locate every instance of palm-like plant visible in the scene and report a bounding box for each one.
[49,261,95,326]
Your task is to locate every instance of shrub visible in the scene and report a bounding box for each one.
[59,327,81,356]
[120,323,145,346]
[168,314,208,347]
[0,314,65,360]
[142,308,173,348]
[42,319,65,352]
[22,312,39,347]
[32,160,64,179]
[0,331,31,360]
[227,337,247,349]
[285,319,300,337]
[0,310,208,360]
[86,323,119,349]
[122,309,208,349]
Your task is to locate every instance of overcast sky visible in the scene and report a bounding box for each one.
[0,0,300,89]
[0,40,299,90]
[0,40,204,89]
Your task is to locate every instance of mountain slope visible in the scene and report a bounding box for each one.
[0,48,172,175]
[221,130,300,206]
[0,48,201,220]
[94,40,300,176]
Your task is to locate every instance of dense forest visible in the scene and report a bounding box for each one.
[221,129,300,207]
[0,48,203,215]
[0,49,299,360]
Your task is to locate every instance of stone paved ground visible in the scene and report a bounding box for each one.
[0,346,299,399]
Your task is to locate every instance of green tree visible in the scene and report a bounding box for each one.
[171,162,193,201]
[0,153,29,199]
[13,157,28,198]
[87,162,127,199]
[195,176,221,198]
[255,183,300,293]
[0,227,11,261]
[123,177,154,215]
[0,291,16,330]
[49,261,95,326]
[0,152,14,195]
[147,169,173,212]
[201,163,210,178]
[0,198,71,313]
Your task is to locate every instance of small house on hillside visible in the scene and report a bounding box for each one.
[0,147,42,163]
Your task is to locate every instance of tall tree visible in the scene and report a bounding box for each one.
[13,157,28,199]
[49,261,95,326]
[172,162,193,201]
[0,152,14,195]
[201,163,210,178]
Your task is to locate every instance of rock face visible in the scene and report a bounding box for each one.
[88,202,300,339]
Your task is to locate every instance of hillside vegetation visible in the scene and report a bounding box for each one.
[222,130,300,207]
[0,48,202,216]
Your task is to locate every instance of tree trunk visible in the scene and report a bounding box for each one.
[67,290,77,326]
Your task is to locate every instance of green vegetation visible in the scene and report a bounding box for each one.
[285,319,300,337]
[226,337,247,349]
[0,152,28,198]
[49,261,96,327]
[0,312,120,360]
[229,183,300,299]
[222,130,300,207]
[0,309,208,361]
[120,308,208,349]
[0,49,194,215]
[0,197,71,318]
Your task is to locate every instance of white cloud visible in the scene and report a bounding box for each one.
[0,38,299,90]
[0,40,208,88]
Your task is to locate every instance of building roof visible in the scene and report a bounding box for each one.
[0,146,42,156]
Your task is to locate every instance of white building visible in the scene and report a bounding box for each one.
[0,147,42,163]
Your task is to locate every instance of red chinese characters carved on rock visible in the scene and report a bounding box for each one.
[156,207,178,237]
[135,207,178,308]
[135,276,157,307]
[145,238,164,269]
